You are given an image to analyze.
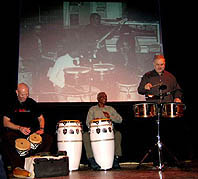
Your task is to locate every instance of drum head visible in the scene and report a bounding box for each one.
[58,120,80,124]
[29,133,42,144]
[15,138,31,151]
[90,119,112,127]
[91,118,111,123]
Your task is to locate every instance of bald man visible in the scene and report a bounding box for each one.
[3,83,45,134]
[2,83,53,178]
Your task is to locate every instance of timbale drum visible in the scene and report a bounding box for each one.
[162,103,185,118]
[134,103,157,118]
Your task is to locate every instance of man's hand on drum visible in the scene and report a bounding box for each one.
[19,126,31,135]
[145,83,152,90]
[103,111,110,118]
[36,129,44,135]
[174,98,181,103]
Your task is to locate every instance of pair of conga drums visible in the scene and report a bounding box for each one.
[56,118,114,171]
[134,102,185,118]
[15,133,42,156]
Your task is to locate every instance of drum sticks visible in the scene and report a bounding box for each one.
[150,82,163,89]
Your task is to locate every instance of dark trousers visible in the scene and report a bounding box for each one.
[2,130,53,169]
[0,154,7,179]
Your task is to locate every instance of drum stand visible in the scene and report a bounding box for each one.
[137,91,182,170]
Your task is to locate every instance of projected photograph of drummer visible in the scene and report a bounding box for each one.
[46,12,144,102]
[18,1,162,102]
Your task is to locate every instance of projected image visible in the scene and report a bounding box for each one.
[18,1,162,102]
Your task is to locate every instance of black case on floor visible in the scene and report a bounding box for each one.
[33,156,69,178]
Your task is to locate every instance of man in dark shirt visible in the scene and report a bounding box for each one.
[138,54,183,103]
[137,55,189,168]
[2,83,53,178]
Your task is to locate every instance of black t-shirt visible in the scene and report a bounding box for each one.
[4,97,42,132]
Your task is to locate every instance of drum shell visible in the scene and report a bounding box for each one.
[90,119,114,170]
[16,148,30,157]
[57,120,82,171]
[162,103,185,118]
[134,103,157,118]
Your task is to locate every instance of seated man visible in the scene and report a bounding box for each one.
[2,83,53,178]
[83,92,123,170]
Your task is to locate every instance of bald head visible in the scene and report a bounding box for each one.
[16,83,29,102]
[17,83,29,91]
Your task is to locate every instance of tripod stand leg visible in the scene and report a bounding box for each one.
[157,142,164,170]
[136,143,157,169]
[162,143,183,167]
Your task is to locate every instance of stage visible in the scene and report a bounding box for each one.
[1,101,197,179]
[9,160,198,179]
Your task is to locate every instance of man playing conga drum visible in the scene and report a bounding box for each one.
[2,83,53,178]
[83,92,123,170]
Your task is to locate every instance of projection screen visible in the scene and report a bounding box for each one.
[18,1,163,102]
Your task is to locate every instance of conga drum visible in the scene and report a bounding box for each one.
[90,118,114,170]
[57,120,82,171]
[15,138,31,156]
[27,133,42,150]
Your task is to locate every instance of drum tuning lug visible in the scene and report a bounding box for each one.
[96,128,100,134]
[63,129,67,135]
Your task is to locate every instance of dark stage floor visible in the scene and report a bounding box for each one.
[9,160,198,179]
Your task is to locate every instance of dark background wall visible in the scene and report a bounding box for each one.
[0,0,197,163]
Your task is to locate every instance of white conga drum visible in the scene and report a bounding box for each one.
[27,133,42,150]
[90,118,114,170]
[15,138,31,156]
[57,120,82,171]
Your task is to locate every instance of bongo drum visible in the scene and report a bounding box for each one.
[15,138,31,156]
[57,120,82,171]
[27,133,42,150]
[90,118,114,170]
[162,103,185,118]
